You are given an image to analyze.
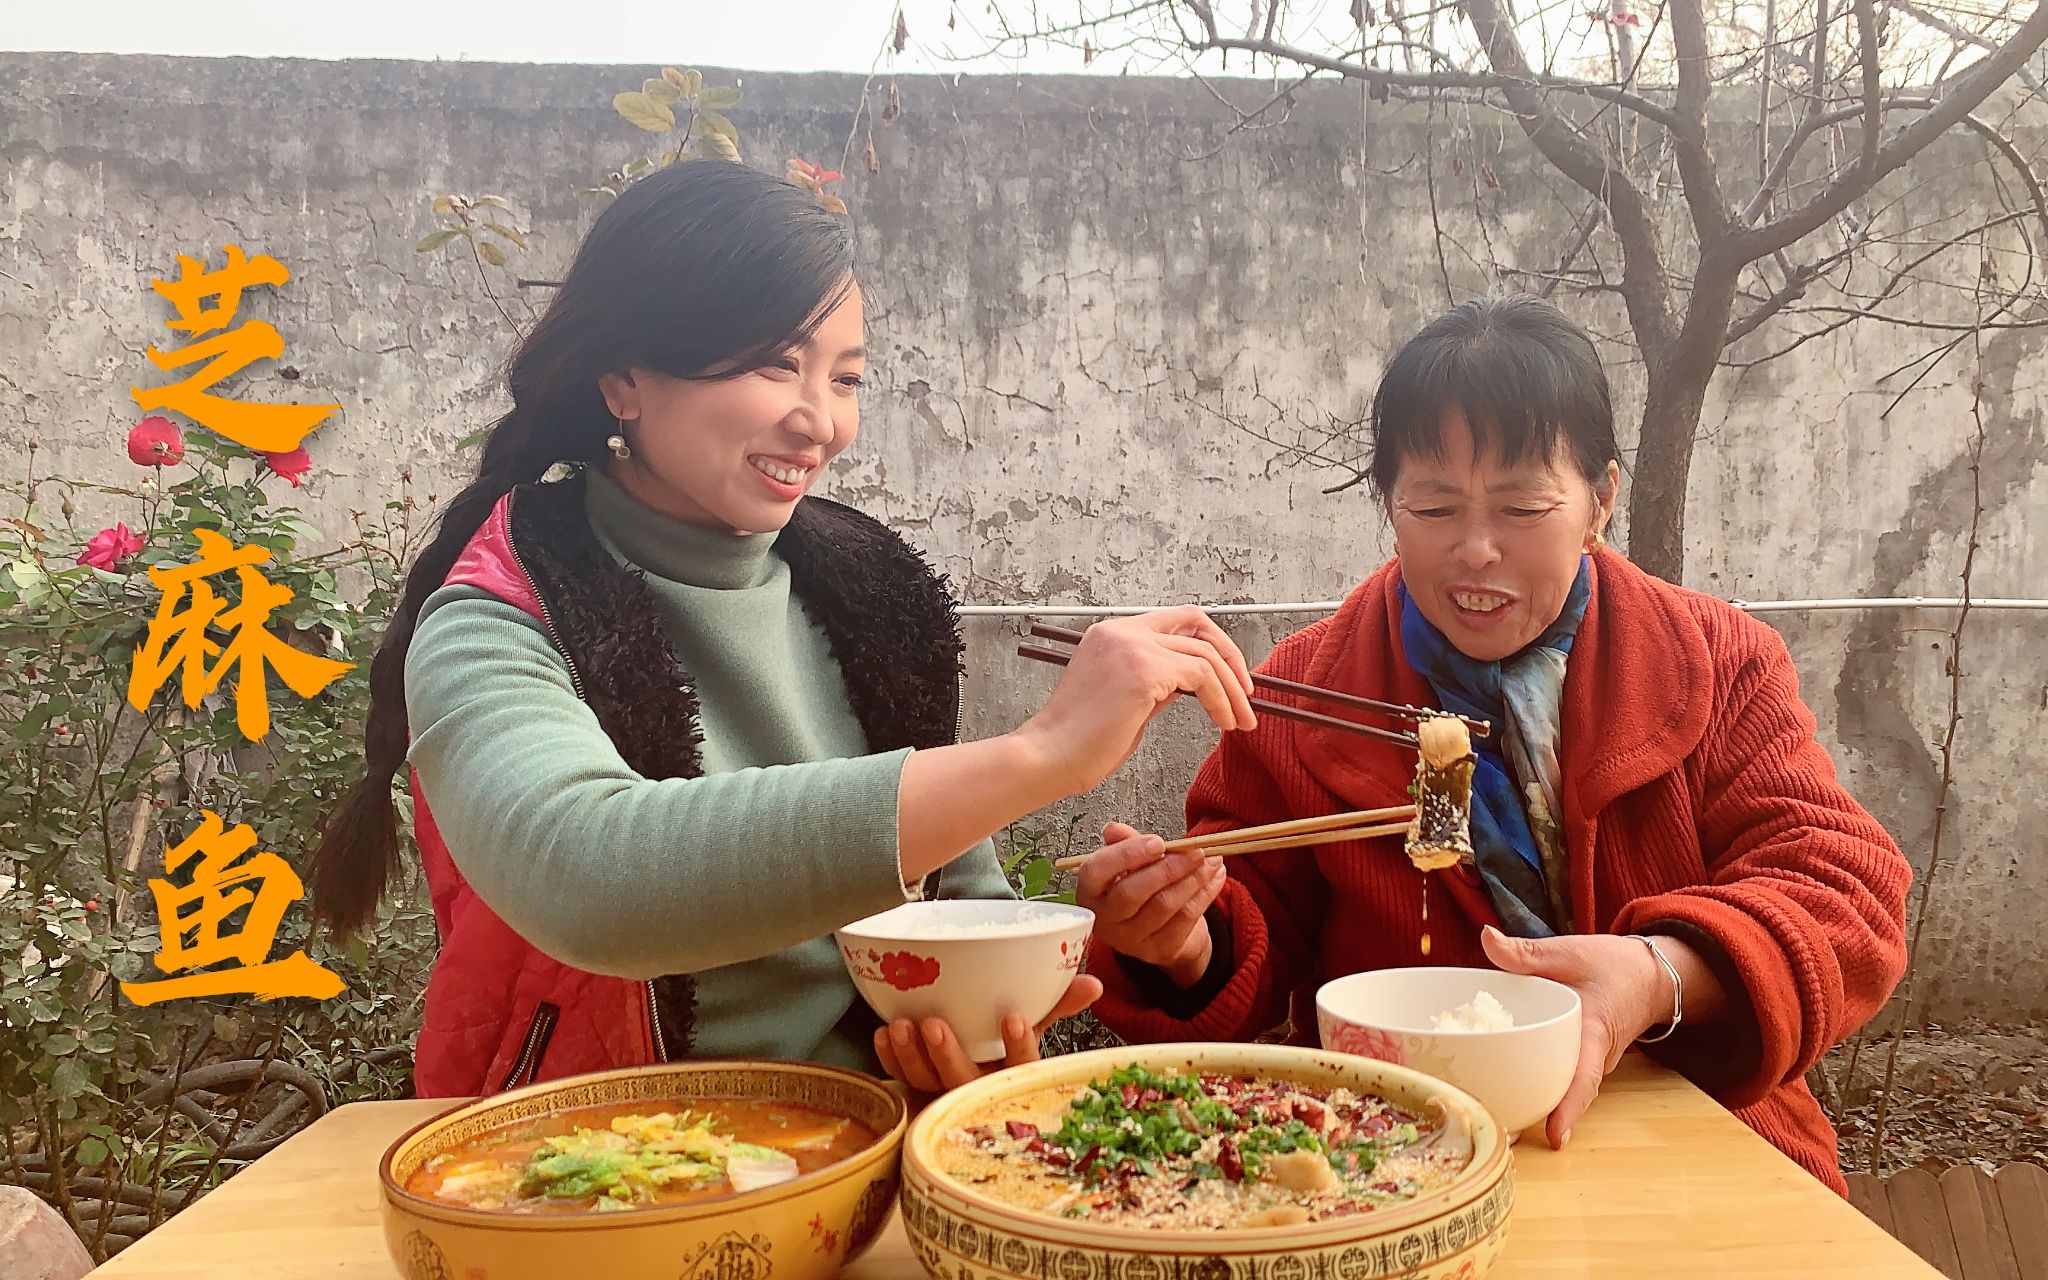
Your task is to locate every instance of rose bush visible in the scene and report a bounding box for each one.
[1,425,434,1261]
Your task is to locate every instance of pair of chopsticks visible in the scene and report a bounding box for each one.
[1015,622,1490,749]
[1049,803,1417,871]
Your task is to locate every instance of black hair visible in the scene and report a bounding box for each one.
[1366,294,1618,499]
[312,162,855,937]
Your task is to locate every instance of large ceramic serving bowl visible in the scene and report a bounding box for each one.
[380,1060,907,1280]
[901,1043,1514,1280]
[1316,968,1581,1141]
[838,900,1095,1061]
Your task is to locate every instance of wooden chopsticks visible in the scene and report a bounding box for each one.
[1015,642,1422,748]
[1049,804,1417,871]
[1023,623,1490,740]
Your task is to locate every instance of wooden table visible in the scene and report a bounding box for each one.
[88,1057,1938,1279]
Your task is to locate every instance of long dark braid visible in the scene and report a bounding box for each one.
[310,161,855,937]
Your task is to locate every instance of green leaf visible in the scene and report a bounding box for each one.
[454,429,489,452]
[662,66,691,89]
[679,69,703,97]
[643,77,683,105]
[482,221,527,249]
[415,229,464,252]
[50,1057,91,1100]
[477,242,509,267]
[613,91,677,133]
[698,85,743,109]
[699,129,742,163]
[75,1137,108,1167]
[473,194,512,210]
[697,110,739,143]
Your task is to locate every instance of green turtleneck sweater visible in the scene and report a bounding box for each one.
[404,471,1011,1072]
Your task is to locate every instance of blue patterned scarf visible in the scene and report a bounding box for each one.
[1397,560,1590,937]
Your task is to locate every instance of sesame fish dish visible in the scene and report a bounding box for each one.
[938,1064,1467,1231]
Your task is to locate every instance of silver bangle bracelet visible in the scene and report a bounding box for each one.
[1629,933,1684,1044]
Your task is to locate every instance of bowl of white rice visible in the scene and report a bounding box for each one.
[836,900,1095,1061]
[1314,967,1580,1141]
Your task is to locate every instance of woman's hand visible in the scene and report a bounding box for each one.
[895,609,1255,885]
[1013,608,1258,797]
[1075,821,1227,987]
[873,973,1104,1094]
[1479,925,1724,1149]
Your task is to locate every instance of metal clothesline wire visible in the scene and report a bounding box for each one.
[956,597,2048,618]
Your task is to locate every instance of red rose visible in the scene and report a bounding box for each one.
[78,522,144,571]
[127,416,185,467]
[877,951,941,991]
[261,446,313,486]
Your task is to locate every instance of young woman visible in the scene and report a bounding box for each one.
[1077,295,1909,1193]
[311,161,1258,1098]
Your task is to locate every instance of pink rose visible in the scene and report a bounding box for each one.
[126,416,185,467]
[78,523,144,571]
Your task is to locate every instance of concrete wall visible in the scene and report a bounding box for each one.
[2,53,2042,1021]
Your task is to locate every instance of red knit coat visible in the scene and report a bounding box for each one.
[1090,549,1911,1194]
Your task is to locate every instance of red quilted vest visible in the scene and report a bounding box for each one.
[409,495,660,1096]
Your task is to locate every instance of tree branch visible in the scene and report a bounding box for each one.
[1746,96,2048,244]
[1177,28,1688,130]
[1172,64,1322,159]
[1535,203,1607,299]
[1742,0,1835,225]
[1723,210,2038,361]
[1955,109,2048,246]
[1459,0,1681,356]
[1737,0,2048,260]
[1892,0,2045,94]
[1726,259,1825,344]
[1670,0,1734,242]
[1853,0,1884,178]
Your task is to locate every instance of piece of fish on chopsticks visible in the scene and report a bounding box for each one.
[1405,716,1475,871]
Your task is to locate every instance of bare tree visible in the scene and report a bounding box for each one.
[968,0,2048,581]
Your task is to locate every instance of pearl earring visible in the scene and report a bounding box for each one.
[607,417,631,460]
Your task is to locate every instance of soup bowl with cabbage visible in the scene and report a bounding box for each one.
[901,1043,1512,1280]
[380,1060,905,1280]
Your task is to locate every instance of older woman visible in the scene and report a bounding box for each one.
[1075,295,1910,1193]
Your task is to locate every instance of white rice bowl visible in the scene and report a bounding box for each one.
[836,900,1095,1061]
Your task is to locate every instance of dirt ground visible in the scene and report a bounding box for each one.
[1820,1019,2048,1174]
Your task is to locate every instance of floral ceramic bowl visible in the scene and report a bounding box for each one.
[379,1060,906,1280]
[900,1042,1513,1280]
[1316,968,1581,1140]
[836,900,1094,1060]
